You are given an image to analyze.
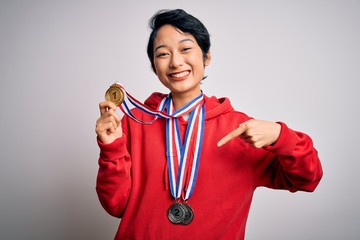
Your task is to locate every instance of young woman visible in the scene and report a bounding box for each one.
[95,9,323,240]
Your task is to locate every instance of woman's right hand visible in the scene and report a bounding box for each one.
[96,101,122,144]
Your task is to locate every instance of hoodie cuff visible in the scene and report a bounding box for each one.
[264,122,297,156]
[97,136,127,160]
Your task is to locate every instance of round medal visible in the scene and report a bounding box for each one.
[168,202,186,224]
[181,204,194,225]
[105,84,124,106]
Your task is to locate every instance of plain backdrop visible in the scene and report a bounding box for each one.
[0,0,359,239]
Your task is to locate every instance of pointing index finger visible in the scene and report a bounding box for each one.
[217,124,247,147]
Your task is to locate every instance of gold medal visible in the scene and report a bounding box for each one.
[105,84,124,106]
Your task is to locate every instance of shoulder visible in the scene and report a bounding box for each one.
[144,92,168,110]
[204,95,251,122]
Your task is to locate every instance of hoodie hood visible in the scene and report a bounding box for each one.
[144,92,234,120]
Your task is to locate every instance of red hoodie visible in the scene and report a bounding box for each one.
[96,93,323,240]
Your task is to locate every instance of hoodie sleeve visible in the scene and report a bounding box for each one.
[251,122,323,192]
[96,120,132,218]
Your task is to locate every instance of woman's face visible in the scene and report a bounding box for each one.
[153,24,210,100]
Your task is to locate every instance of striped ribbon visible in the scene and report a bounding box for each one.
[166,99,205,200]
[116,83,202,124]
[114,82,205,201]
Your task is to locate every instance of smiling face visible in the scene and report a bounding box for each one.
[153,24,211,104]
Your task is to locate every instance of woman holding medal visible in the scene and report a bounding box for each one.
[95,9,323,240]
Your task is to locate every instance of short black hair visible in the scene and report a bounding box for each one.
[147,9,211,72]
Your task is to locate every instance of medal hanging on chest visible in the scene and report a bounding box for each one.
[104,83,205,225]
[165,96,205,225]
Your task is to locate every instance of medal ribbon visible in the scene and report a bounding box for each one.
[166,98,205,201]
[113,82,205,202]
[114,82,202,124]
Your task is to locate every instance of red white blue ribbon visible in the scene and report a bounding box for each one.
[166,99,205,200]
[113,82,205,201]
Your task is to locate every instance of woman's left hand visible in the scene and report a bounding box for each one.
[217,119,281,148]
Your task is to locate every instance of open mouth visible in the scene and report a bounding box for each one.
[169,70,190,80]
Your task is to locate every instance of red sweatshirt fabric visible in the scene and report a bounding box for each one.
[96,93,323,240]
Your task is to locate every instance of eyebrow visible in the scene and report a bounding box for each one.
[154,38,195,52]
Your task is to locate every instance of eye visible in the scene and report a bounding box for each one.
[156,52,169,58]
[182,47,192,52]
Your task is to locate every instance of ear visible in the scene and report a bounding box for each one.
[204,50,211,66]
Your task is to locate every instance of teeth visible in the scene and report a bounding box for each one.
[171,71,189,78]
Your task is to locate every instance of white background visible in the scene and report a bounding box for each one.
[0,0,359,239]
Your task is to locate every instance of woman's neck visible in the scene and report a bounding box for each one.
[171,90,201,110]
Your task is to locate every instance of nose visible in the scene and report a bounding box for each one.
[169,52,184,68]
